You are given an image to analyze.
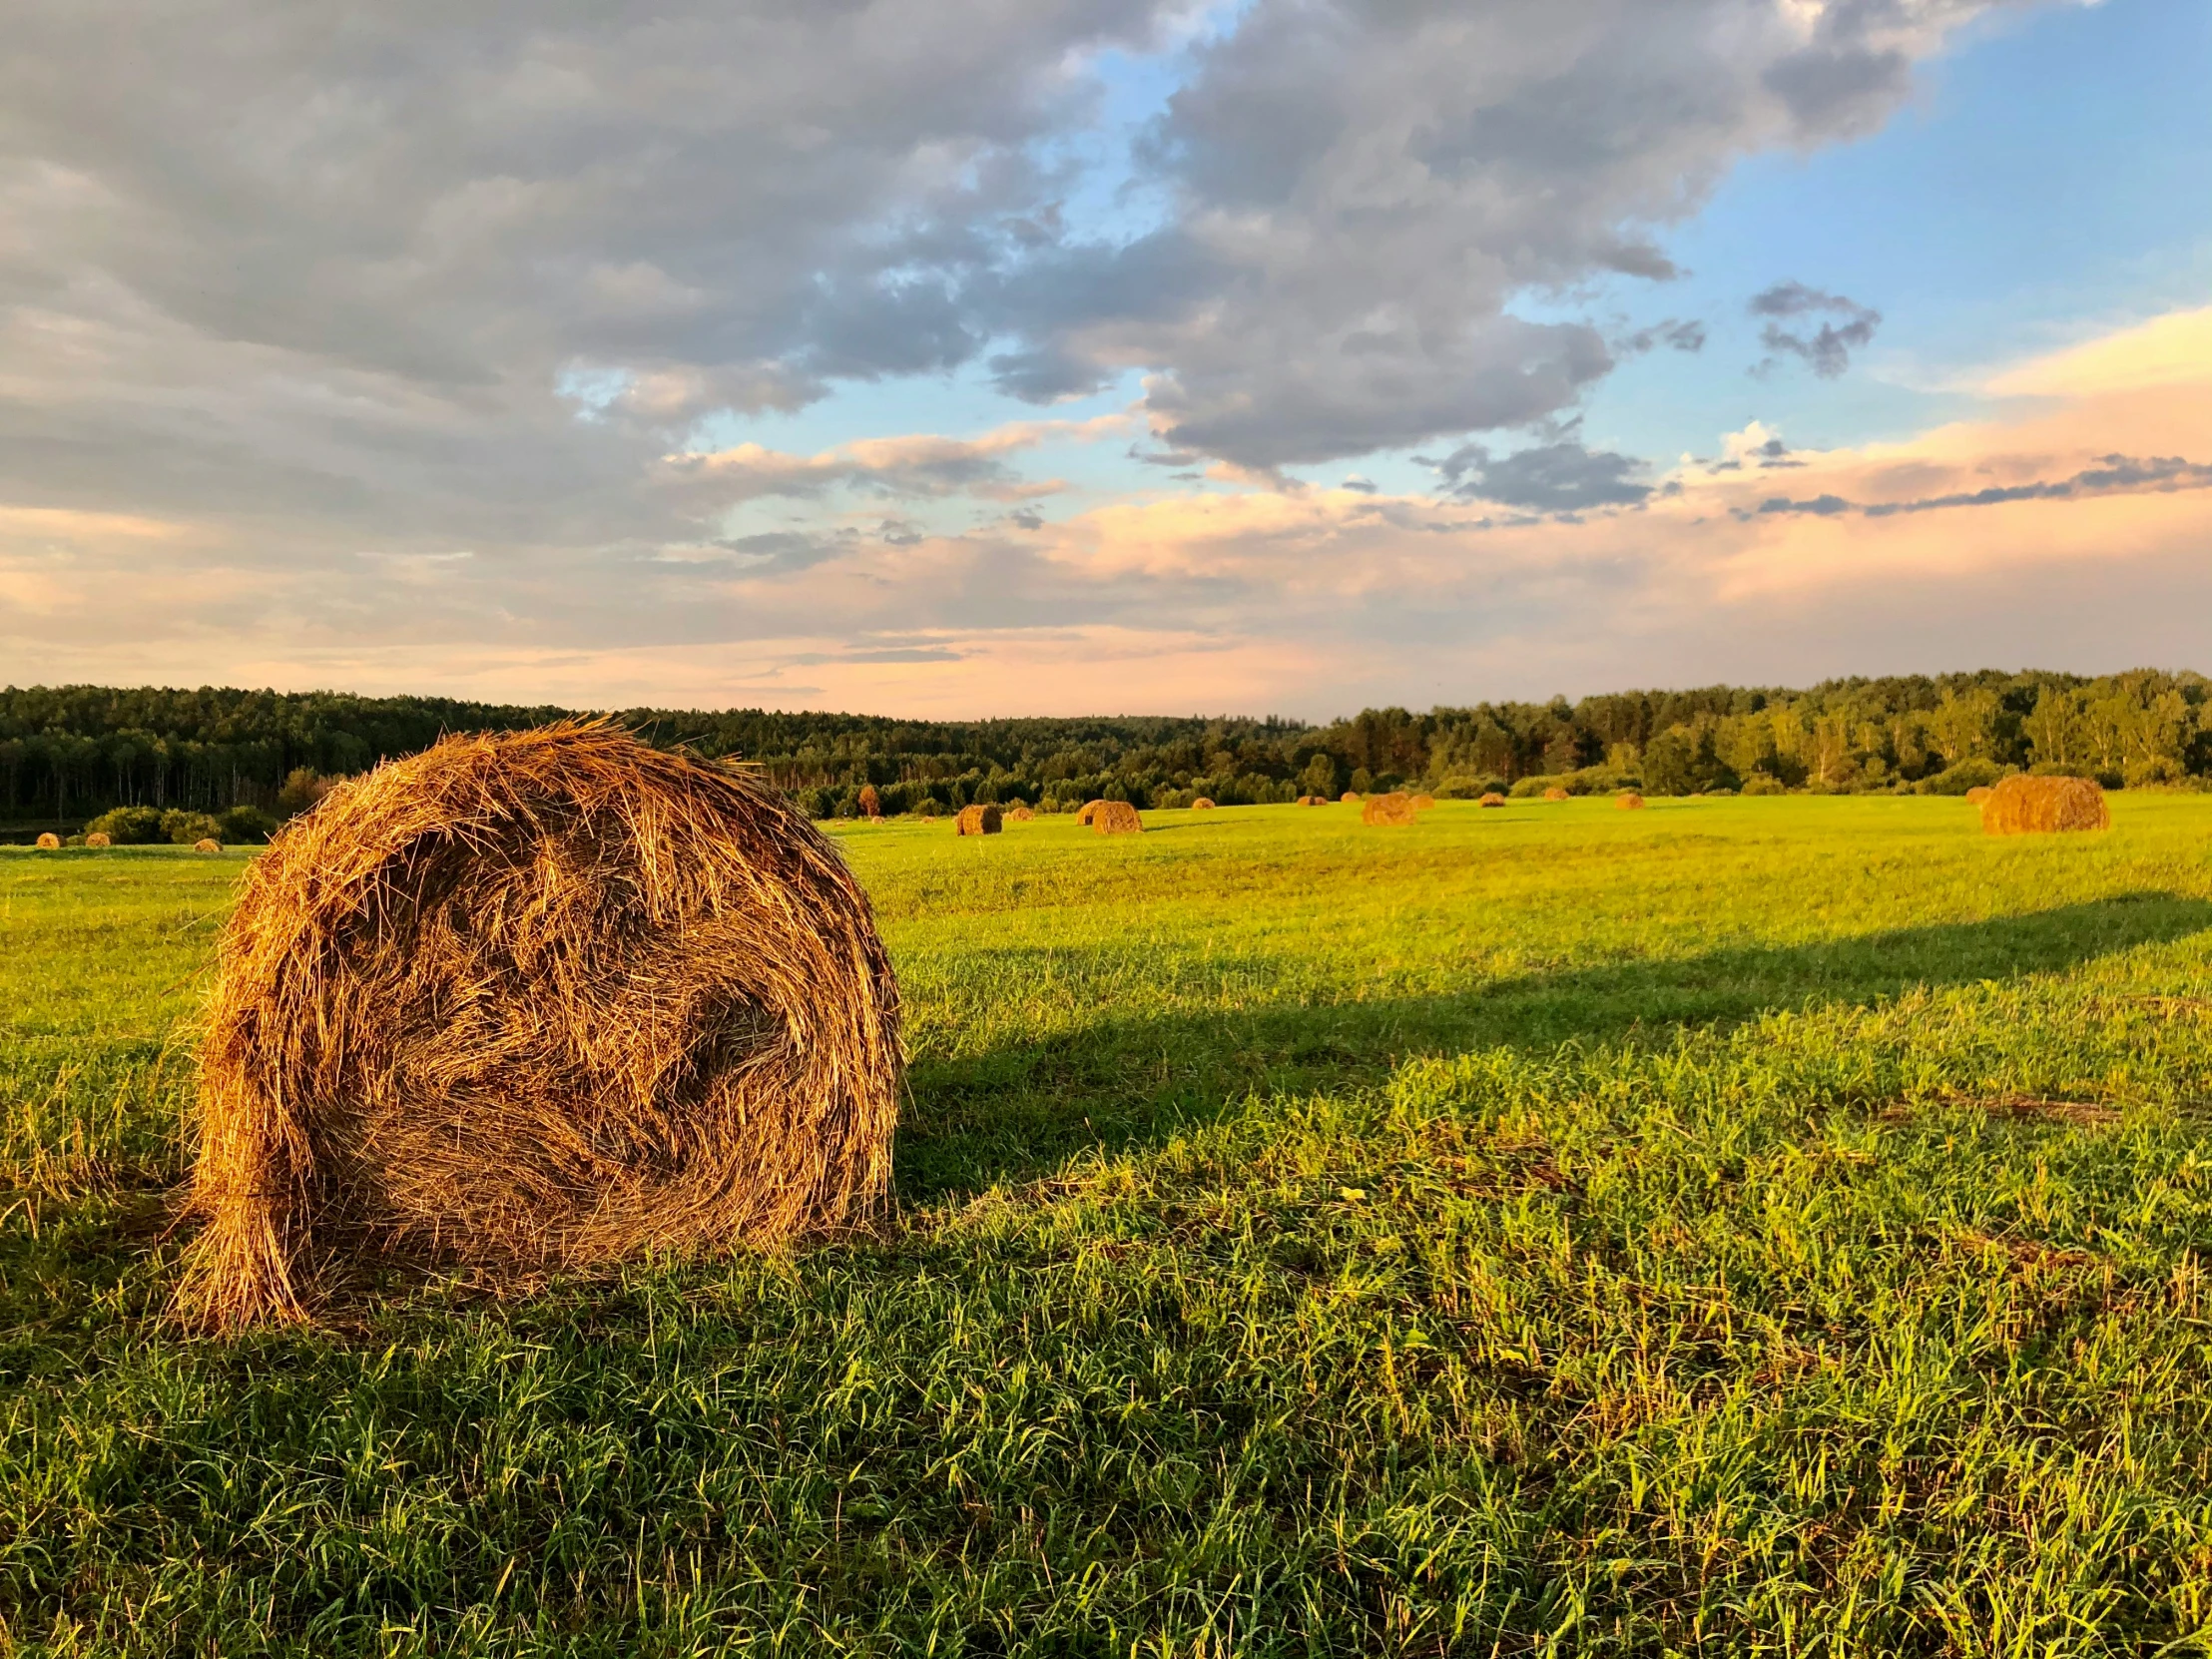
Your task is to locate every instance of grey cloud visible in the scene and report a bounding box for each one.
[1750,280,1883,377]
[1623,318,1708,355]
[1746,454,2212,518]
[0,0,2015,633]
[1429,440,1652,512]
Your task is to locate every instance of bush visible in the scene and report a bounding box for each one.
[161,810,224,845]
[84,805,165,844]
[217,806,277,843]
[1740,774,1787,797]
[1434,775,1506,801]
[1917,757,2003,796]
[276,768,341,818]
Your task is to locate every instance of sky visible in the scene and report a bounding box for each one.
[1,0,2207,719]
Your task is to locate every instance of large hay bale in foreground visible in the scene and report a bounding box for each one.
[1478,793,1506,808]
[193,837,222,853]
[1965,786,1992,805]
[954,804,1002,835]
[85,831,112,847]
[1617,793,1646,811]
[1362,793,1417,827]
[1980,774,2108,835]
[1076,800,1105,826]
[35,832,59,848]
[1543,787,1569,802]
[1192,798,1216,811]
[178,722,902,1330]
[1091,801,1142,835]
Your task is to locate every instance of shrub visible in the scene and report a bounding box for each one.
[162,811,225,845]
[84,805,165,844]
[218,806,278,843]
[1740,774,1787,797]
[1917,757,2003,796]
[276,768,340,818]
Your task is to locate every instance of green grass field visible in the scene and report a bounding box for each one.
[6,795,2212,1656]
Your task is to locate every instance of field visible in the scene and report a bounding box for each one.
[6,795,2212,1655]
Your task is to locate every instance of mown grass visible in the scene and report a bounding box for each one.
[4,795,2212,1655]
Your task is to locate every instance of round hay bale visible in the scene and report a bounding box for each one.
[1361,792,1417,827]
[176,722,902,1330]
[34,832,59,848]
[1090,800,1143,835]
[1617,793,1646,811]
[1191,798,1216,811]
[1008,806,1035,822]
[193,837,223,853]
[1478,793,1506,808]
[1964,786,1992,805]
[1340,791,1361,804]
[84,831,112,847]
[1543,787,1569,802]
[1411,794,1436,811]
[1075,799,1105,827]
[953,804,1002,836]
[1980,774,2108,835]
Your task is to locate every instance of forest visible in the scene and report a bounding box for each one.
[2,668,2206,833]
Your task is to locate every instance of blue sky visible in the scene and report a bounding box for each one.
[2,0,2208,715]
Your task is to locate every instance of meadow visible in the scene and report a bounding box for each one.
[5,794,2212,1655]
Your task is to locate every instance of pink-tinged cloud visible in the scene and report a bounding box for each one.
[2,308,2208,717]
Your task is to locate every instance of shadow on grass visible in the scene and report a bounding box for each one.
[896,891,2212,1199]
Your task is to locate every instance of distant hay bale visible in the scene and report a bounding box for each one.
[1008,806,1035,822]
[953,804,1002,836]
[85,831,112,847]
[1411,795,1436,811]
[35,832,59,848]
[1298,795,1326,807]
[1090,800,1143,835]
[1362,792,1418,827]
[1076,800,1105,826]
[1340,792,1361,804]
[1617,793,1646,811]
[1980,774,2108,836]
[1478,793,1506,808]
[193,837,222,853]
[1192,798,1216,811]
[176,722,902,1331]
[1965,786,1992,805]
[1543,787,1569,802]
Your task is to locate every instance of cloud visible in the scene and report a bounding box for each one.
[657,413,1122,505]
[1426,440,1652,511]
[1750,280,1883,377]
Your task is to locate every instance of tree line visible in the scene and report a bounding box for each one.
[2,669,2206,834]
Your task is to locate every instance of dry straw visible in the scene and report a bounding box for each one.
[1543,787,1570,802]
[35,832,59,848]
[176,721,902,1331]
[1411,794,1436,811]
[1192,798,1216,811]
[1980,774,2108,835]
[1617,793,1646,811]
[1965,786,1992,805]
[193,837,222,853]
[85,831,112,847]
[1298,795,1325,807]
[1090,800,1143,835]
[1008,806,1035,822]
[954,804,1002,836]
[1362,793,1418,827]
[1340,792,1361,804]
[1076,800,1105,826]
[1479,793,1506,808]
